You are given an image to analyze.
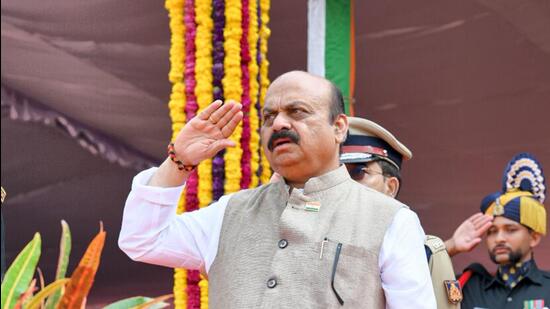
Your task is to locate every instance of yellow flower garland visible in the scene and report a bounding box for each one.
[166,0,186,142]
[194,0,213,307]
[222,0,243,194]
[195,0,214,209]
[248,0,261,188]
[165,0,189,307]
[165,1,272,307]
[259,0,272,184]
[174,267,188,308]
[199,274,209,309]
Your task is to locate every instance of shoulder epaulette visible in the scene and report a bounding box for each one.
[424,235,447,255]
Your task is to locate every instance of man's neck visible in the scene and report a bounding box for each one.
[498,255,534,268]
[283,164,342,189]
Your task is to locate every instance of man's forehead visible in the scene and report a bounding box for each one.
[264,83,330,108]
[263,92,326,108]
[492,216,523,227]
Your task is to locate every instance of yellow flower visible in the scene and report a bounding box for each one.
[166,1,188,307]
[166,1,272,307]
[259,0,272,184]
[199,274,209,309]
[223,0,243,194]
[248,0,261,188]
[195,0,214,208]
[173,268,188,308]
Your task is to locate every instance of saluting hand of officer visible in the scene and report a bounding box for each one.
[445,213,493,257]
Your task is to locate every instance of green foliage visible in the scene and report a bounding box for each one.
[44,221,72,309]
[1,221,165,308]
[103,296,170,309]
[1,233,41,309]
[26,279,69,309]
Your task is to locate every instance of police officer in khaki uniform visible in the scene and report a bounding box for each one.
[340,117,493,309]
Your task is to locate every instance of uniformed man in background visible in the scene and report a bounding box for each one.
[459,153,550,309]
[339,116,493,309]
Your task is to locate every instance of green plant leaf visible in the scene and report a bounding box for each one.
[14,278,36,309]
[44,220,72,309]
[134,294,172,309]
[103,296,169,309]
[26,278,69,309]
[1,232,41,309]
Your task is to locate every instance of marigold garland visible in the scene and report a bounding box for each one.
[193,0,213,307]
[165,1,272,307]
[239,0,252,189]
[211,0,226,201]
[254,3,264,183]
[166,0,186,141]
[223,0,243,194]
[259,0,272,184]
[248,0,260,188]
[199,274,209,309]
[165,0,190,307]
[173,267,188,308]
[195,0,214,209]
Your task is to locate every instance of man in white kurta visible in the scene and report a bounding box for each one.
[119,71,436,308]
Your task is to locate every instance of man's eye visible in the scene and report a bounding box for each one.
[291,109,308,116]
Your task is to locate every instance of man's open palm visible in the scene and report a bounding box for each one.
[173,100,243,166]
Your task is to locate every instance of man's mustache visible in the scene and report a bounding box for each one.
[267,130,300,152]
[491,245,511,254]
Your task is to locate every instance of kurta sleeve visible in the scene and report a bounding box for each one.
[118,167,228,272]
[379,207,437,309]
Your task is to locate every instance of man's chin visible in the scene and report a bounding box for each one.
[271,154,301,169]
[490,252,510,264]
[495,256,510,264]
[273,162,308,181]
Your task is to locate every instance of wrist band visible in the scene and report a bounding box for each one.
[167,143,196,172]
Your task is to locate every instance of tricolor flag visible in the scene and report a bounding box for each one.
[307,0,356,115]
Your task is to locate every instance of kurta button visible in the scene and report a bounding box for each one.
[267,278,277,288]
[507,297,512,302]
[278,239,288,249]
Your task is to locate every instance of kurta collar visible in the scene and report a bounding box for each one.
[301,165,350,194]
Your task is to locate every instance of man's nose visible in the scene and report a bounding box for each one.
[495,230,507,242]
[271,113,292,131]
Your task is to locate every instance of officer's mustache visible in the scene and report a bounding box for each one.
[491,244,511,254]
[267,130,300,152]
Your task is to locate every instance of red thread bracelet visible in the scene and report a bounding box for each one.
[167,143,196,172]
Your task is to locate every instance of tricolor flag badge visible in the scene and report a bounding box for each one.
[305,201,321,212]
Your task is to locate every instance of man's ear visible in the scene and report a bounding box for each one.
[529,231,542,249]
[334,114,348,144]
[386,177,400,198]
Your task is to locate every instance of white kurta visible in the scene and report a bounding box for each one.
[119,167,436,309]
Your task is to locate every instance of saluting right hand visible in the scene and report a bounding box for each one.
[445,213,493,257]
[172,100,243,166]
